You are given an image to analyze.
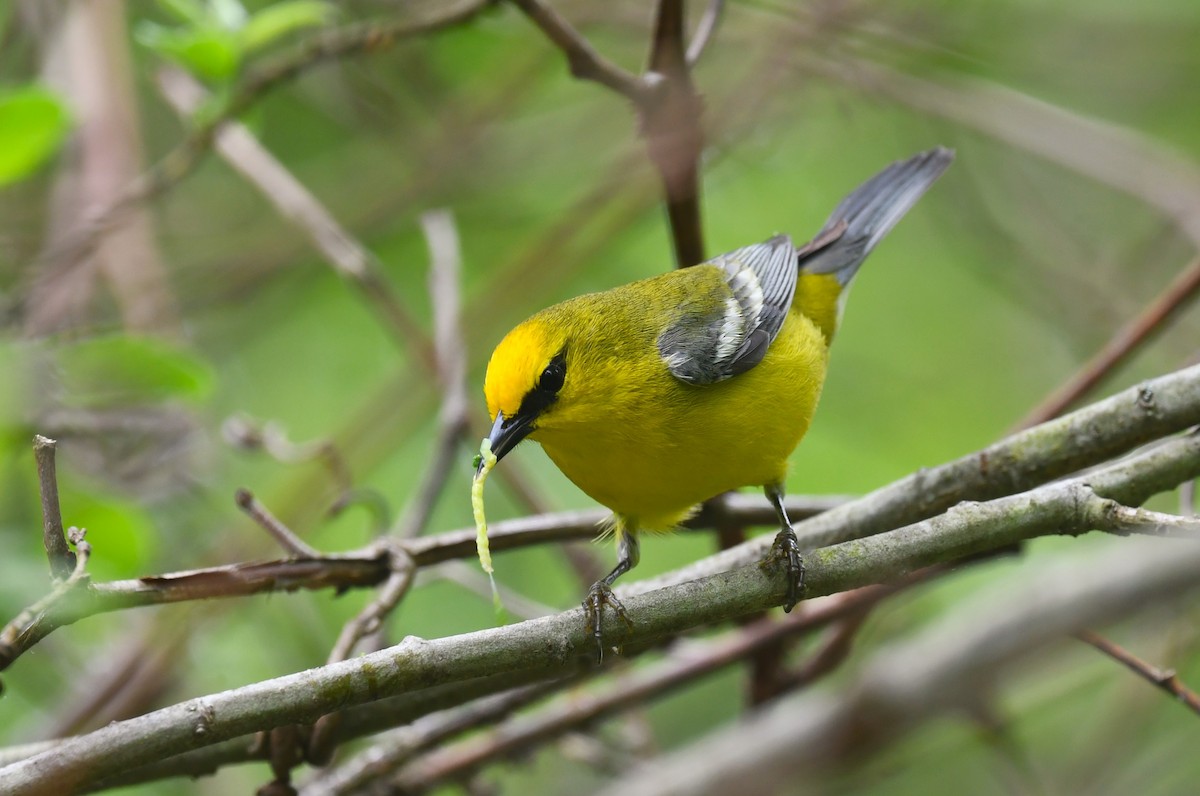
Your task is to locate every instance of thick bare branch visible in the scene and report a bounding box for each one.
[234,489,320,558]
[387,584,907,793]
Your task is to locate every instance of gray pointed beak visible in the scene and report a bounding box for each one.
[477,410,534,475]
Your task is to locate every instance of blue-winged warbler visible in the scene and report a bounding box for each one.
[476,148,953,654]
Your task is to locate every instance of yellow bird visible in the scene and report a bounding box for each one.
[479,148,953,652]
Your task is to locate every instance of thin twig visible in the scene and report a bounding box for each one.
[234,489,321,558]
[393,211,472,540]
[1013,256,1200,430]
[0,529,91,676]
[1075,630,1200,716]
[1091,500,1200,538]
[507,0,647,100]
[223,415,373,522]
[686,0,725,66]
[33,436,75,580]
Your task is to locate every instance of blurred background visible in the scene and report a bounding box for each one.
[1,0,1199,793]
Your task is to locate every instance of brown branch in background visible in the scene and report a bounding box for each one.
[1012,255,1200,431]
[222,415,385,524]
[774,612,871,693]
[36,0,494,293]
[1075,630,1200,717]
[508,0,709,267]
[26,0,178,338]
[967,702,1047,796]
[643,0,706,267]
[33,435,74,580]
[235,489,321,558]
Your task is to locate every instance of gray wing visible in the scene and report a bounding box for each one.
[657,235,797,385]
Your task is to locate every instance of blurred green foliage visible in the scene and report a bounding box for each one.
[136,0,337,83]
[0,86,70,186]
[0,1,1198,794]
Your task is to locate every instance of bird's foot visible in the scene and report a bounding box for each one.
[765,527,806,612]
[582,580,632,663]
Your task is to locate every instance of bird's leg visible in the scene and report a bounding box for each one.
[765,483,805,611]
[583,525,639,662]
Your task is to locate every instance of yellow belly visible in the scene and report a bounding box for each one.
[534,309,829,529]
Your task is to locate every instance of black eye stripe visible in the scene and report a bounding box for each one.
[516,348,568,420]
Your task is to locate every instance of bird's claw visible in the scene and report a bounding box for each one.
[583,580,632,663]
[767,528,805,612]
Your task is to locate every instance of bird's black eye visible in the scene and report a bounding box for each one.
[539,357,566,394]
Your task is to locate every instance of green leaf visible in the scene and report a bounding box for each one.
[239,1,336,55]
[136,22,241,82]
[56,335,215,406]
[0,87,71,186]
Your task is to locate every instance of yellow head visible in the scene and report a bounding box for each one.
[479,285,657,471]
[480,313,572,466]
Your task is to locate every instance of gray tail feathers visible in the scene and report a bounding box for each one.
[798,147,954,285]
